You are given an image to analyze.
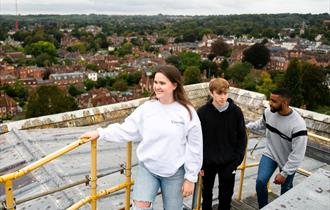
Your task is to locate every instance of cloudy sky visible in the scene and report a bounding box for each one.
[1,0,329,15]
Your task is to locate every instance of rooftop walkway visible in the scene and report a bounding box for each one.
[1,127,329,209]
[215,192,278,209]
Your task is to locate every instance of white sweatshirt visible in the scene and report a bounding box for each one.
[97,100,203,182]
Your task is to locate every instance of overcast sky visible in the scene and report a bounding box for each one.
[1,0,329,15]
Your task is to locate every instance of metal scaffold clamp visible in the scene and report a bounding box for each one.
[1,198,16,210]
[85,175,91,186]
[120,163,126,175]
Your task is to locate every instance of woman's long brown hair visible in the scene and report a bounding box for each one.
[150,65,193,120]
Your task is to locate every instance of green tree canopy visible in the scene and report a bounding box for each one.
[26,86,78,118]
[178,52,201,73]
[68,85,85,97]
[112,79,128,91]
[226,62,252,85]
[126,71,142,86]
[165,55,181,70]
[200,59,218,78]
[3,80,28,107]
[25,41,57,57]
[35,53,57,67]
[256,71,277,99]
[184,66,201,85]
[67,43,87,54]
[84,79,97,91]
[25,41,57,66]
[210,38,231,57]
[86,63,99,72]
[300,62,330,110]
[117,42,133,57]
[241,70,262,91]
[220,59,229,71]
[282,59,304,107]
[155,37,167,45]
[242,43,270,69]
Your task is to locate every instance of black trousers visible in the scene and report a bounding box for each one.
[202,164,236,210]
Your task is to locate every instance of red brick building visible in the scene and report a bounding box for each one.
[0,91,18,119]
[17,66,45,79]
[49,72,85,86]
[0,75,17,85]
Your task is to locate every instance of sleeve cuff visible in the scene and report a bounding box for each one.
[97,128,105,141]
[184,173,198,183]
[280,171,288,178]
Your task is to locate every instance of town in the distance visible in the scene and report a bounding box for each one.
[0,14,329,121]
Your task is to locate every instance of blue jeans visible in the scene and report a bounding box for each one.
[256,155,295,209]
[132,163,184,210]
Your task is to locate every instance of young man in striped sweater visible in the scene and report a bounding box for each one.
[246,88,308,209]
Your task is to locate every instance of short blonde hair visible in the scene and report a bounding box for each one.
[209,78,230,94]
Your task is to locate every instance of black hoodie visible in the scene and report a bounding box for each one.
[197,98,247,170]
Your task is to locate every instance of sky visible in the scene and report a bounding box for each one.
[0,0,329,15]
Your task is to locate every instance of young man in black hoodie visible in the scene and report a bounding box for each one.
[197,78,247,210]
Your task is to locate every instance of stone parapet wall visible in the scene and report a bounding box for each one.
[294,107,330,138]
[0,98,147,134]
[0,83,329,139]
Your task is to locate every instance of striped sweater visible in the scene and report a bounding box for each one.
[246,108,307,177]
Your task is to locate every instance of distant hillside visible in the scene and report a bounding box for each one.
[0,13,329,44]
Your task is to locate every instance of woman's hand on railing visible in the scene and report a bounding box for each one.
[182,179,194,197]
[80,130,100,142]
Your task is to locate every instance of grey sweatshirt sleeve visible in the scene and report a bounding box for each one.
[246,113,266,132]
[280,134,307,177]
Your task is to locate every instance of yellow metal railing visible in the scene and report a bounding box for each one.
[233,131,328,201]
[0,138,134,210]
[0,130,328,209]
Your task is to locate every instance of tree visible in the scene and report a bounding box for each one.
[117,42,132,57]
[241,70,262,91]
[282,59,304,107]
[86,63,99,72]
[68,85,85,97]
[35,53,56,67]
[166,55,181,70]
[95,33,109,49]
[67,43,87,54]
[210,38,231,57]
[126,71,142,86]
[3,81,28,107]
[182,31,198,42]
[112,79,128,91]
[2,57,14,64]
[25,41,57,57]
[242,43,270,69]
[226,62,252,85]
[178,52,201,73]
[184,66,201,85]
[256,71,277,99]
[26,86,78,118]
[200,60,218,78]
[155,37,167,45]
[84,79,97,91]
[300,62,330,110]
[220,59,229,71]
[25,41,57,66]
